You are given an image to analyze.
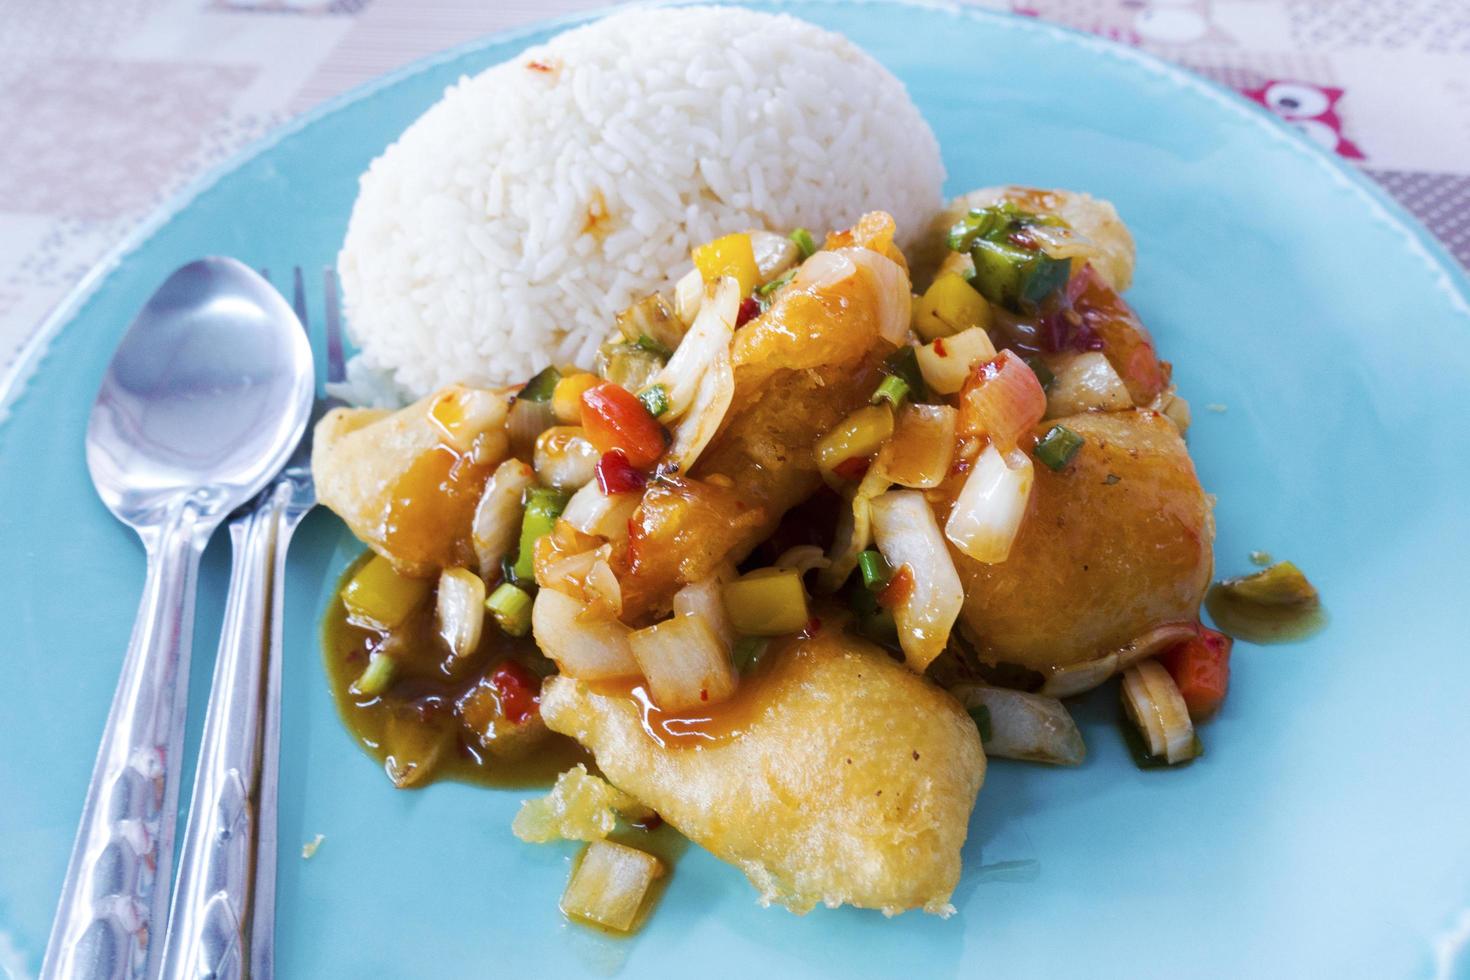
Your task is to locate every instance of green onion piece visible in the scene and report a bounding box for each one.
[881,345,926,400]
[858,549,893,591]
[634,334,673,360]
[350,651,395,697]
[789,227,817,260]
[968,704,992,743]
[1025,356,1055,390]
[969,238,1069,314]
[637,383,670,418]
[1034,424,1085,471]
[519,365,562,402]
[870,374,909,409]
[756,269,796,297]
[510,486,570,583]
[485,582,534,638]
[732,636,767,673]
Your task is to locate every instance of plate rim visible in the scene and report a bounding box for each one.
[2,0,1467,430]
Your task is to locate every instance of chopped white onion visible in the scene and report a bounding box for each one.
[817,464,892,593]
[746,229,799,279]
[944,444,1034,564]
[507,396,557,458]
[533,426,599,490]
[952,685,1086,766]
[672,576,735,652]
[435,567,485,659]
[665,349,733,473]
[875,403,957,489]
[869,490,964,672]
[840,247,912,347]
[1045,351,1133,418]
[673,267,704,326]
[561,480,641,543]
[472,459,536,580]
[1121,660,1196,763]
[531,589,640,681]
[1039,623,1197,698]
[629,612,737,712]
[426,385,511,453]
[561,839,664,933]
[915,327,997,396]
[657,276,738,420]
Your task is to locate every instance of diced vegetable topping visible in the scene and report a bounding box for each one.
[873,403,958,489]
[1217,561,1319,606]
[561,840,664,933]
[531,589,641,680]
[858,548,893,590]
[1034,424,1085,471]
[486,582,534,638]
[722,568,811,636]
[533,426,600,490]
[913,272,991,341]
[1120,660,1197,765]
[514,764,647,843]
[473,461,537,580]
[598,344,665,393]
[510,486,569,584]
[615,293,684,351]
[756,269,796,297]
[731,636,767,673]
[789,227,817,260]
[1158,626,1232,720]
[489,660,542,724]
[945,444,1035,564]
[881,345,926,399]
[436,567,486,658]
[948,204,1071,314]
[519,365,562,402]
[342,555,430,630]
[350,651,396,698]
[552,373,600,425]
[915,326,997,396]
[871,374,909,409]
[594,449,648,495]
[692,232,759,297]
[815,404,894,480]
[954,685,1086,766]
[959,349,1047,453]
[869,490,964,671]
[580,382,667,469]
[636,382,670,418]
[630,613,737,711]
[634,334,673,360]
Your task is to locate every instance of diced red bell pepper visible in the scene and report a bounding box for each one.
[595,449,648,495]
[1158,625,1232,720]
[580,382,666,469]
[490,660,542,725]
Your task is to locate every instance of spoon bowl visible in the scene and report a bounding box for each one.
[46,257,313,980]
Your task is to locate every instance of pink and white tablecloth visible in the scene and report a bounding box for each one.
[3,0,1467,378]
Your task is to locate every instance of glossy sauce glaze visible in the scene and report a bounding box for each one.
[323,553,591,788]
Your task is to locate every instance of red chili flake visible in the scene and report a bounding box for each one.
[831,456,871,481]
[490,661,542,725]
[877,565,915,609]
[736,296,761,327]
[526,60,554,73]
[932,337,948,357]
[699,688,709,702]
[595,449,648,495]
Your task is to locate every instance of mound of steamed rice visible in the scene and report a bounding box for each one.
[337,5,944,400]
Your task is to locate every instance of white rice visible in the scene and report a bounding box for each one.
[337,4,945,401]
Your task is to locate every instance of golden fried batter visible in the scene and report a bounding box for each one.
[540,626,984,916]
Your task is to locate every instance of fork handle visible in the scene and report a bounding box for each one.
[43,502,210,980]
[157,496,280,980]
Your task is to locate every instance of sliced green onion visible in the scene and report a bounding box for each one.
[732,636,767,674]
[520,366,562,403]
[510,486,569,583]
[756,269,796,297]
[350,651,395,697]
[1025,356,1055,390]
[486,582,534,638]
[968,704,992,743]
[857,549,893,591]
[637,383,670,418]
[881,345,926,400]
[1034,424,1085,471]
[789,227,817,260]
[870,374,909,409]
[634,334,673,360]
[969,239,1069,313]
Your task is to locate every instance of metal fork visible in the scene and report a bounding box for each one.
[158,268,342,980]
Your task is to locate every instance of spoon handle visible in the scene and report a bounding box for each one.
[157,493,281,980]
[43,503,210,980]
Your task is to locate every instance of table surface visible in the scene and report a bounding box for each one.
[2,0,1467,378]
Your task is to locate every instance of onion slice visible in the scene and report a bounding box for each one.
[1121,660,1196,763]
[672,575,736,652]
[435,567,486,659]
[817,463,892,593]
[472,459,536,581]
[874,403,957,489]
[561,840,664,933]
[1038,623,1198,697]
[656,276,738,420]
[869,490,964,672]
[560,481,641,543]
[1045,351,1133,418]
[532,589,640,681]
[664,349,733,473]
[951,685,1086,766]
[944,443,1034,564]
[629,612,737,712]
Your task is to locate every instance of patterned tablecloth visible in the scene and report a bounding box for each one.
[3,0,1468,377]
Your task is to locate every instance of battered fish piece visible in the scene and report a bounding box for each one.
[313,384,511,576]
[944,410,1212,678]
[618,229,909,621]
[540,626,984,916]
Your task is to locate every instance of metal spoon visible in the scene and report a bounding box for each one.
[45,257,314,980]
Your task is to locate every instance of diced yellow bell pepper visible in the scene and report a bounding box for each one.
[692,233,759,297]
[722,568,810,636]
[342,554,431,629]
[913,273,992,341]
[551,372,600,425]
[814,404,894,476]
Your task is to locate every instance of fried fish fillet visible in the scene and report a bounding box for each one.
[539,626,984,916]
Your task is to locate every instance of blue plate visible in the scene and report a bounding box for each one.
[3,3,1468,977]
